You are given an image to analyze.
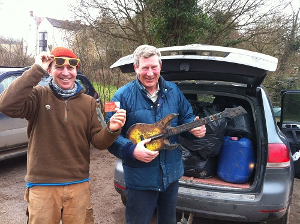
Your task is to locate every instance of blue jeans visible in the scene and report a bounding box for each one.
[125,180,179,224]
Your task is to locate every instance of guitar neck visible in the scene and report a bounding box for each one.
[165,112,224,138]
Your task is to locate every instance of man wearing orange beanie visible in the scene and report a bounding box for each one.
[0,47,126,224]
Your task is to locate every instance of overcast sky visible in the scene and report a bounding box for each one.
[0,0,299,40]
[0,0,75,39]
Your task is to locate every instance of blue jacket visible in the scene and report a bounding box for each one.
[106,76,195,191]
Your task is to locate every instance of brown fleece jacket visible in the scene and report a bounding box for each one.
[0,64,120,183]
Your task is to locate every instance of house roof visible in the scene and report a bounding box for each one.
[0,38,21,44]
[44,17,82,31]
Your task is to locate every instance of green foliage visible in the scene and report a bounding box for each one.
[92,82,118,114]
[140,0,240,47]
[282,93,300,121]
[200,9,240,46]
[73,0,299,108]
[93,82,117,101]
[143,0,210,46]
[264,72,300,106]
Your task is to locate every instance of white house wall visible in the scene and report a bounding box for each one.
[22,16,76,56]
[22,15,39,57]
[37,18,74,53]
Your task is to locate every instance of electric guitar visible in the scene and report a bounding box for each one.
[126,106,247,151]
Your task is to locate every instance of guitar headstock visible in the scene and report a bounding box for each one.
[223,106,247,118]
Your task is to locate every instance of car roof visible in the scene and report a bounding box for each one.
[110,44,278,88]
[0,66,29,76]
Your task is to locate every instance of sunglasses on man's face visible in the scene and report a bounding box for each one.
[54,57,80,67]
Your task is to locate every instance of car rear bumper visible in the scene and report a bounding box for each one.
[114,158,293,222]
[177,189,289,222]
[176,169,293,222]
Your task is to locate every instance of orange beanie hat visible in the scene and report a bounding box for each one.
[50,47,77,58]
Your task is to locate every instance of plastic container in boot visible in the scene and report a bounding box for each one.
[217,136,255,184]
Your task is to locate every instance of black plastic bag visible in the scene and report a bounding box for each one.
[179,134,224,159]
[180,145,217,179]
[212,96,254,139]
[225,113,253,139]
[181,101,227,159]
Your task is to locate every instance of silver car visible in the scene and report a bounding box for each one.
[110,44,300,224]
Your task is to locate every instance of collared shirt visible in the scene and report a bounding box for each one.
[145,83,160,102]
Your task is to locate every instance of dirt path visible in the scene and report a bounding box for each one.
[0,147,299,224]
[0,147,148,224]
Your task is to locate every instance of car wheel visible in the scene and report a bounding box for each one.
[121,195,127,206]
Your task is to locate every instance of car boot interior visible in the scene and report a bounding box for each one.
[180,93,257,190]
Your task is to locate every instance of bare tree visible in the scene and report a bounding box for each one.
[0,37,34,67]
[69,0,299,107]
[196,0,295,46]
[70,21,135,114]
[73,0,152,46]
[72,0,295,48]
[262,8,300,105]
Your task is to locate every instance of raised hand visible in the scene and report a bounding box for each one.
[35,52,54,71]
[109,109,126,132]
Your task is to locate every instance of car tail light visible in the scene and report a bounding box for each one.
[267,143,290,168]
[259,207,286,213]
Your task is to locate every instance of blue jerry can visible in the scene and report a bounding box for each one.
[217,136,255,184]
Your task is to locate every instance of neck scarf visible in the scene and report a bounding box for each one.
[50,79,78,99]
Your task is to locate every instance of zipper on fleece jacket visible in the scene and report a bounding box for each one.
[64,100,69,121]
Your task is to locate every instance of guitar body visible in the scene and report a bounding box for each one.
[126,106,246,151]
[127,113,179,151]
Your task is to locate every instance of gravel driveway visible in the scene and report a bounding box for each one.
[0,147,299,224]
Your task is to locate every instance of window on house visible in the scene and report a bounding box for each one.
[39,31,48,52]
